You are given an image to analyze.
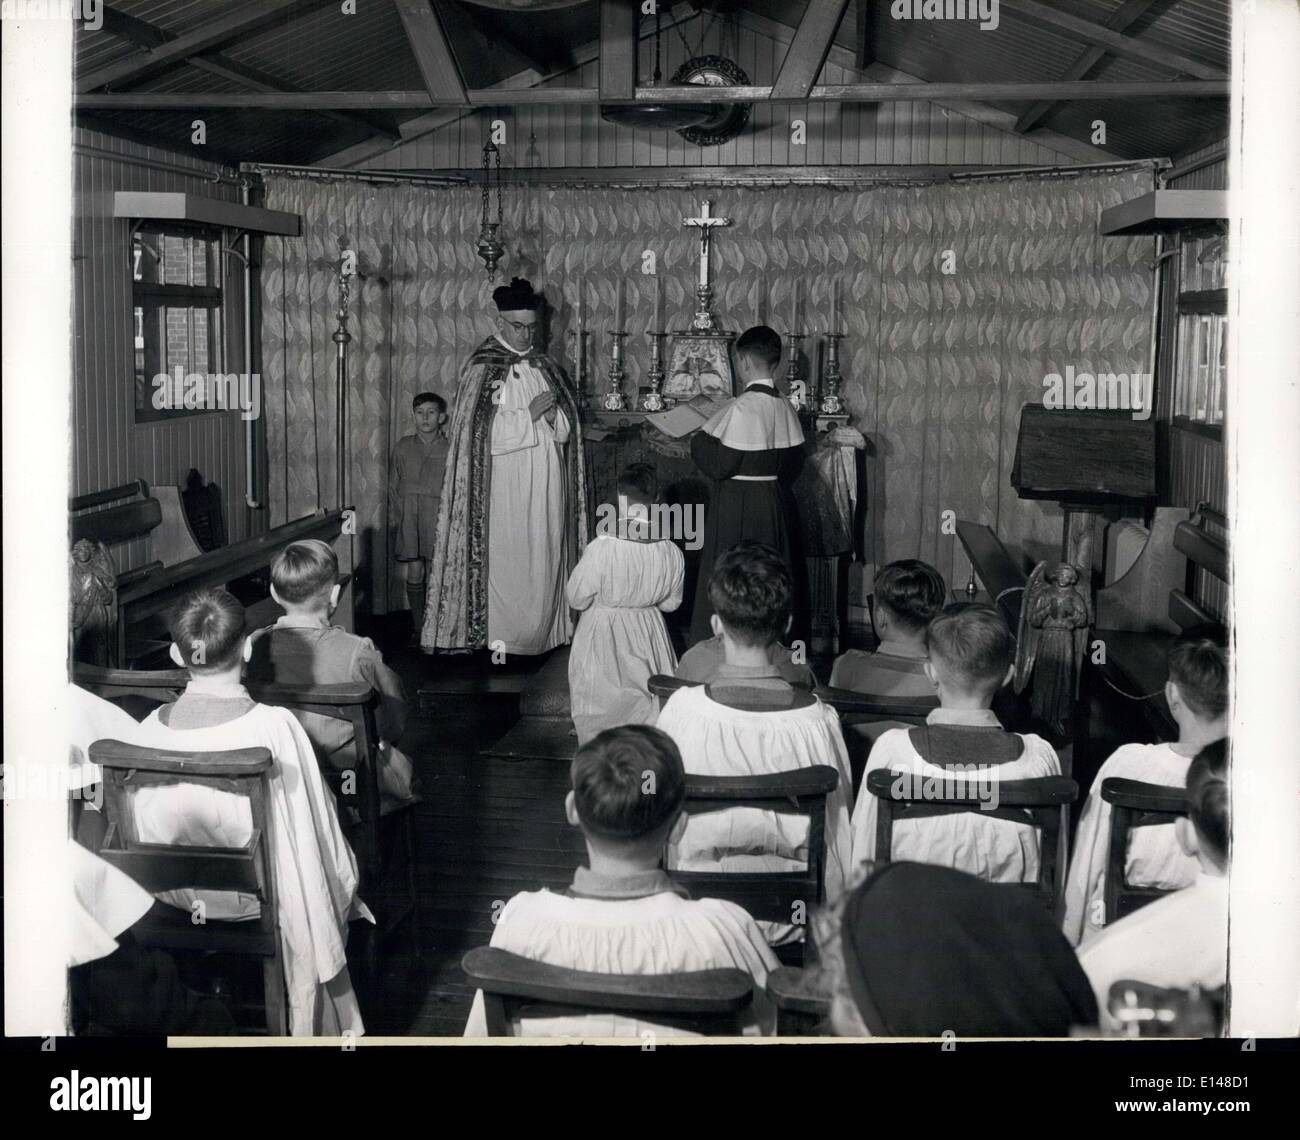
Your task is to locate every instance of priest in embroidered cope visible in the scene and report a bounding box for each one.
[422,277,587,654]
[688,326,805,645]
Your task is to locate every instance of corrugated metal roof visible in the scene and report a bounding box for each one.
[73,0,1230,165]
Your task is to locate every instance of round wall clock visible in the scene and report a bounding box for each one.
[672,56,753,147]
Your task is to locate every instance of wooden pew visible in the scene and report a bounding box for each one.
[70,479,355,666]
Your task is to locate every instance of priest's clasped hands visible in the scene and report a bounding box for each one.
[529,389,558,425]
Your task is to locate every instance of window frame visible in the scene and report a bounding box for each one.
[130,222,228,426]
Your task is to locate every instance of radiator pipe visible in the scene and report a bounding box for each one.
[241,178,262,511]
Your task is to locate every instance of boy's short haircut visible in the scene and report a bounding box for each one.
[170,587,246,673]
[617,462,659,511]
[925,604,1014,693]
[874,559,947,634]
[1186,738,1229,868]
[734,325,782,371]
[707,541,792,648]
[1167,629,1228,721]
[570,725,686,841]
[413,391,446,414]
[271,539,339,605]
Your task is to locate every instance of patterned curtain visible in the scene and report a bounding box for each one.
[260,170,1154,615]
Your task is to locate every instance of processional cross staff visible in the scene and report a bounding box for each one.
[683,199,732,332]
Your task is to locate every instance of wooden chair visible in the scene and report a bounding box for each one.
[668,765,840,966]
[767,965,833,1037]
[73,665,422,971]
[1100,777,1190,924]
[461,946,754,1037]
[88,739,287,1035]
[865,769,1078,913]
[241,680,422,974]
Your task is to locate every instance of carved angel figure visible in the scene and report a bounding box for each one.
[1014,560,1090,735]
[69,538,117,666]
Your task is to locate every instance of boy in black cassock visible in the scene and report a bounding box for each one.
[688,325,805,645]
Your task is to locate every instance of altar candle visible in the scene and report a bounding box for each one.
[791,279,803,331]
[654,273,664,332]
[831,277,840,332]
[757,275,767,326]
[578,283,586,331]
[615,280,625,331]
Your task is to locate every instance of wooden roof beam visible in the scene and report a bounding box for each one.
[1015,0,1161,134]
[77,0,324,93]
[773,0,851,100]
[1002,0,1227,80]
[75,79,1231,111]
[394,0,468,106]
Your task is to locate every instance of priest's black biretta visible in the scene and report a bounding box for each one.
[492,276,542,312]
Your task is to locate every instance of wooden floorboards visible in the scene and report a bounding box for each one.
[358,639,584,1036]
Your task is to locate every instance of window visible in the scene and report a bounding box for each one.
[1171,234,1227,429]
[132,226,225,423]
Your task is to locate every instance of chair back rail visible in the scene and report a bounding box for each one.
[669,765,839,955]
[461,946,753,1037]
[865,769,1078,911]
[1100,776,1190,923]
[87,739,286,1033]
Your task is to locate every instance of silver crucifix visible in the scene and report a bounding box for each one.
[683,199,732,332]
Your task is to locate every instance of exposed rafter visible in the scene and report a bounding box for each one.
[772,0,851,100]
[861,62,1122,165]
[77,0,325,94]
[394,0,468,106]
[75,80,1229,111]
[96,4,400,143]
[1015,0,1161,134]
[1002,0,1227,80]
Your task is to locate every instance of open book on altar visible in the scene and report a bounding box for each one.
[645,394,731,439]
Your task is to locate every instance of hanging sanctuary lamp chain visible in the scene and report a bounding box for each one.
[477,138,505,282]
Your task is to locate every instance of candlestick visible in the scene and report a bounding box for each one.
[820,333,845,415]
[603,331,629,411]
[641,331,666,412]
[784,332,807,411]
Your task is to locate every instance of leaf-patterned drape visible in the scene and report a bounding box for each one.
[261,170,1154,615]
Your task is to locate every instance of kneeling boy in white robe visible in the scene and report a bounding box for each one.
[656,543,854,944]
[128,587,370,1036]
[849,605,1061,884]
[1080,740,1230,1033]
[464,725,778,1037]
[1061,631,1228,945]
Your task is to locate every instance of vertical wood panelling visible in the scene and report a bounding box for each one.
[72,126,266,573]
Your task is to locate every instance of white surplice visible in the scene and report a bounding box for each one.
[849,708,1062,884]
[655,684,854,942]
[128,696,370,1036]
[70,839,155,968]
[1078,872,1228,1033]
[462,876,779,1037]
[1061,741,1204,946]
[488,336,573,655]
[566,533,684,744]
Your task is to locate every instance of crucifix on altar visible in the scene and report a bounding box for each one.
[664,198,737,400]
[683,199,732,332]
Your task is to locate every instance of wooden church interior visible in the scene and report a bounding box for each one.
[68,0,1231,1037]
